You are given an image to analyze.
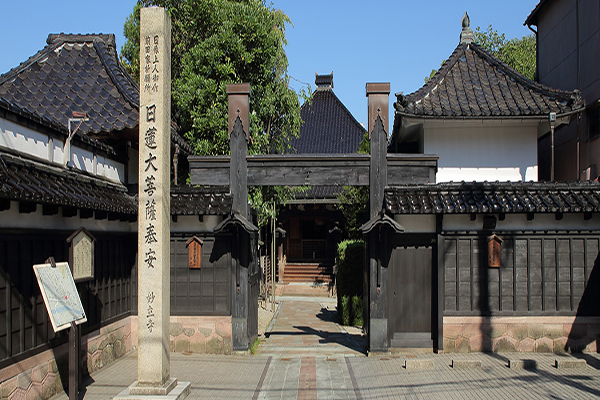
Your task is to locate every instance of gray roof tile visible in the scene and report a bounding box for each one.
[395,42,585,119]
[0,33,193,154]
[386,181,600,215]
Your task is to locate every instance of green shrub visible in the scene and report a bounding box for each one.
[336,240,364,327]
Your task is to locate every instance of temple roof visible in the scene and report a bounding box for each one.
[0,33,192,154]
[394,14,584,120]
[290,73,366,200]
[290,73,366,155]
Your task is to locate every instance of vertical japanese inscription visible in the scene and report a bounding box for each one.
[138,6,171,386]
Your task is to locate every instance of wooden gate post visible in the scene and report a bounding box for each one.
[366,83,390,352]
[227,83,252,351]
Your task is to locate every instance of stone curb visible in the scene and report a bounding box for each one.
[555,359,587,369]
[405,359,434,370]
[452,359,481,369]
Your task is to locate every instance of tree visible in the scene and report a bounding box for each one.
[336,133,369,239]
[475,25,536,81]
[121,0,302,156]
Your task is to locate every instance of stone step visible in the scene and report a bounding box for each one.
[390,332,433,349]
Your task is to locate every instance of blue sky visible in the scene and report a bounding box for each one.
[1,0,539,127]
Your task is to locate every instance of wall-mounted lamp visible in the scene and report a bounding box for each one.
[63,111,89,167]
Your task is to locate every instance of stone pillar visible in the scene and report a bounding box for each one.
[116,6,189,399]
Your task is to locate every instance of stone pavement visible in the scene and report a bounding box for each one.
[50,296,600,399]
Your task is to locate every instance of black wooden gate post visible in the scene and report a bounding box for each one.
[365,83,390,352]
[227,83,252,351]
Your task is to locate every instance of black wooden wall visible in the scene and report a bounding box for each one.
[169,234,231,316]
[0,231,135,368]
[443,234,600,316]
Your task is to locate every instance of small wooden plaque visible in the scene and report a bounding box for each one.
[67,227,96,282]
[487,234,503,268]
[186,236,203,269]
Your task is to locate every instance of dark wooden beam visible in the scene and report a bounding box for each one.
[171,214,178,223]
[527,212,534,221]
[248,155,370,186]
[0,199,11,211]
[19,202,36,214]
[584,212,592,221]
[188,154,438,187]
[555,212,563,221]
[42,204,59,216]
[63,206,78,217]
[95,210,108,220]
[108,212,119,221]
[80,209,93,219]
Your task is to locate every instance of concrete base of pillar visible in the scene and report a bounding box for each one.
[113,379,190,400]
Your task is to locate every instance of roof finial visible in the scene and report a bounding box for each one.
[460,12,475,44]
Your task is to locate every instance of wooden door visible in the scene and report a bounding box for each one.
[389,244,433,348]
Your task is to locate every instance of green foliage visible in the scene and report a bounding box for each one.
[120,4,141,80]
[337,186,369,240]
[249,185,307,227]
[336,240,364,326]
[474,25,536,80]
[250,337,261,354]
[336,133,369,239]
[424,60,446,84]
[121,0,302,156]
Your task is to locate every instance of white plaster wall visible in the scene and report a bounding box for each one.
[394,214,436,233]
[424,124,538,182]
[0,201,134,232]
[1,117,125,183]
[0,117,54,161]
[170,215,223,233]
[442,213,600,232]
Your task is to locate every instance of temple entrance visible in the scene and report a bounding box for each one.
[188,83,439,353]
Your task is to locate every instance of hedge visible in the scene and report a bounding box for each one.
[336,240,364,326]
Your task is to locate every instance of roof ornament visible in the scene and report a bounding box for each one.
[460,12,475,44]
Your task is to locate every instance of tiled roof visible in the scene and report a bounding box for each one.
[394,42,584,119]
[524,1,549,26]
[290,77,366,155]
[0,152,232,217]
[288,74,366,201]
[293,185,342,201]
[385,181,600,215]
[0,152,136,214]
[170,186,232,215]
[0,33,192,154]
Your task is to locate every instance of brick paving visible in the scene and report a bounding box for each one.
[50,296,600,399]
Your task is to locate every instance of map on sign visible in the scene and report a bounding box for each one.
[34,261,87,332]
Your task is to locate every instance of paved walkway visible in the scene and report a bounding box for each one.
[50,296,600,399]
[257,296,366,356]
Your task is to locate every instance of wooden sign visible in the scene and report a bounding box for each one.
[186,236,203,269]
[67,227,95,282]
[487,234,503,268]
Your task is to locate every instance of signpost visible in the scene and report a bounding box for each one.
[33,259,86,332]
[34,257,86,400]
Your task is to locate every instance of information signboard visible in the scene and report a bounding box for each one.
[33,261,87,332]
